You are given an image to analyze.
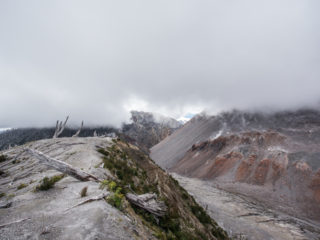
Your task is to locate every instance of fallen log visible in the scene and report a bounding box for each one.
[126,193,167,217]
[26,148,100,182]
[65,192,109,212]
[0,218,31,229]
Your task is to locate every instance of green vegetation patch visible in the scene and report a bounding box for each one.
[35,174,64,191]
[97,141,229,240]
[0,154,8,162]
[17,183,28,190]
[98,145,156,195]
[100,180,124,209]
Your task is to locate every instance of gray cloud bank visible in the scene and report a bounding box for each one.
[0,0,319,128]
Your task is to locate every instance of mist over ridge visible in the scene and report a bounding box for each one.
[0,0,319,128]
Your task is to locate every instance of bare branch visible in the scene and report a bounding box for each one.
[72,121,84,137]
[0,218,31,229]
[53,116,69,138]
[65,192,109,212]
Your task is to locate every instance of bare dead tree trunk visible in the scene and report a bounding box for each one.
[72,121,84,137]
[65,192,109,212]
[0,218,31,229]
[125,193,167,217]
[53,116,69,138]
[26,148,99,182]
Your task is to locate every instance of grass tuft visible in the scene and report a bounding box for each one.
[80,186,88,197]
[0,155,7,162]
[17,183,28,190]
[35,174,64,191]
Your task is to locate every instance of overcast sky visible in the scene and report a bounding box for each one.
[0,0,319,128]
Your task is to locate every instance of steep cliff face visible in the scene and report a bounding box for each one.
[151,109,320,222]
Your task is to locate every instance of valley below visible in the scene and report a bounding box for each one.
[173,173,320,240]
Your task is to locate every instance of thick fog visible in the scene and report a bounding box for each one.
[0,0,319,127]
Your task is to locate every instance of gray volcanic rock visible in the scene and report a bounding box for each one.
[0,137,154,240]
[0,136,226,240]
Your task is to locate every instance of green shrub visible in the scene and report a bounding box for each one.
[99,179,109,189]
[17,183,27,190]
[106,185,124,209]
[35,174,64,191]
[108,181,117,191]
[0,193,5,198]
[107,190,124,209]
[191,205,211,225]
[0,155,7,162]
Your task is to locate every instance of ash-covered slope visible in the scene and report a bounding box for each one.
[151,109,320,222]
[0,137,227,240]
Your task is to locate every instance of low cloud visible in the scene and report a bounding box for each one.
[0,0,319,127]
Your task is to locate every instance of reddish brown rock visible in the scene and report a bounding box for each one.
[206,152,243,179]
[252,159,271,185]
[235,154,257,182]
[310,170,320,203]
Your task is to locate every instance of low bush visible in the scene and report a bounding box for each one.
[107,188,124,209]
[0,155,7,162]
[17,183,27,190]
[80,186,88,197]
[191,205,211,225]
[35,174,64,191]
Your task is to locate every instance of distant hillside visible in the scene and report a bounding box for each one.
[0,127,117,151]
[0,111,181,152]
[151,109,320,222]
[121,111,182,153]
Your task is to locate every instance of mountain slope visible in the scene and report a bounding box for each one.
[0,137,227,239]
[151,109,320,222]
[121,111,181,153]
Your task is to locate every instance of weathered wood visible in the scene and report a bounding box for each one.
[126,193,167,217]
[53,116,69,138]
[26,148,99,182]
[0,218,31,229]
[65,192,109,212]
[72,121,84,137]
[0,201,12,209]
